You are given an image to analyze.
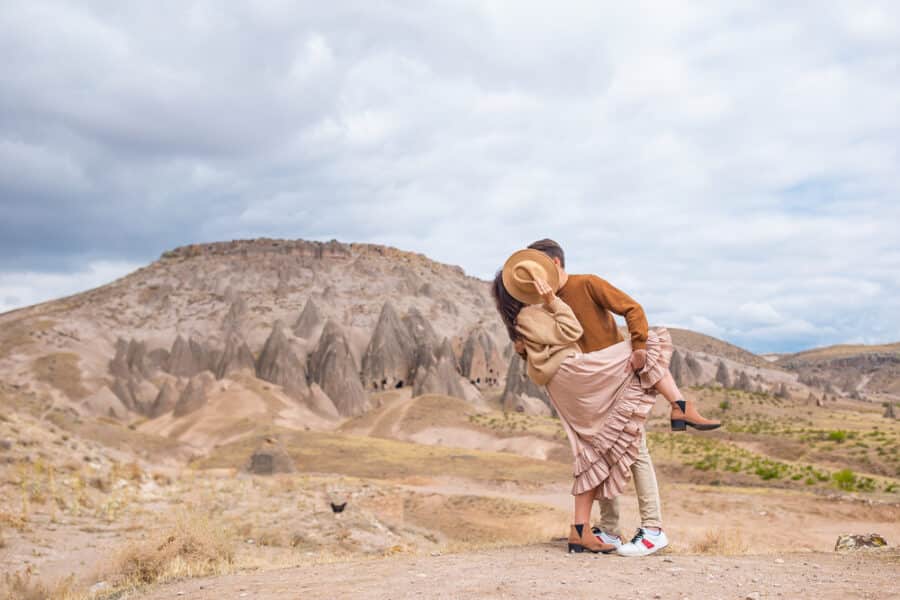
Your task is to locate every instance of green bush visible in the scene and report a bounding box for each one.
[754,464,783,480]
[832,468,856,490]
[827,430,847,443]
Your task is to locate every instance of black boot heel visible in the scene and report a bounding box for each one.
[671,419,686,431]
[568,543,584,553]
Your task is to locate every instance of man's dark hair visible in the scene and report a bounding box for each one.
[527,238,565,268]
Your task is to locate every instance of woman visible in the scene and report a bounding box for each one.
[492,249,679,554]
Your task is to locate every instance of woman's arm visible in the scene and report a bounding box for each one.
[516,297,583,346]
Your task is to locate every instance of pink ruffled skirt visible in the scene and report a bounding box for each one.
[545,327,673,499]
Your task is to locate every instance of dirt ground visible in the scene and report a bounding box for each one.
[137,544,899,600]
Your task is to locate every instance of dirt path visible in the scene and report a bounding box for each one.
[138,545,898,600]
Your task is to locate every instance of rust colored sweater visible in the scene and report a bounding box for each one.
[556,274,648,352]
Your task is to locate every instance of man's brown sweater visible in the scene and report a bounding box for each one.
[556,274,648,352]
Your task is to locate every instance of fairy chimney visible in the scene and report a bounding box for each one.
[459,326,503,387]
[149,380,179,418]
[500,353,553,415]
[403,307,440,372]
[215,332,256,379]
[172,371,216,417]
[167,336,212,377]
[308,320,370,417]
[412,351,466,400]
[360,302,416,390]
[256,321,309,399]
[293,298,324,340]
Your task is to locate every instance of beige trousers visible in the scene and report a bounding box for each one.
[597,433,662,536]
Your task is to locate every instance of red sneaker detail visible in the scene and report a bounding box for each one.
[642,538,655,549]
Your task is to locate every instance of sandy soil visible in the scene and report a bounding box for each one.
[137,545,899,600]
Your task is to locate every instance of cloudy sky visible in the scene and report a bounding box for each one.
[1,1,898,353]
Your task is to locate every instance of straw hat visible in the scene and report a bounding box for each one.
[501,248,560,305]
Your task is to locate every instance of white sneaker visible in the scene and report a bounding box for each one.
[591,527,622,549]
[616,528,668,557]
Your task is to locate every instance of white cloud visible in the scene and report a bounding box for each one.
[0,260,142,314]
[0,0,899,352]
[738,303,784,326]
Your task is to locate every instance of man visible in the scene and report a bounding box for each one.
[526,238,720,557]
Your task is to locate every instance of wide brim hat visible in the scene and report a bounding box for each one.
[501,248,560,305]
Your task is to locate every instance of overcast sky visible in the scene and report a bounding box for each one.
[1,1,898,353]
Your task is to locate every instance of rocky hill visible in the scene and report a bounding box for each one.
[1,237,895,457]
[777,342,900,403]
[0,239,510,448]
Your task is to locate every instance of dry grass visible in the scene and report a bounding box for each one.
[401,493,567,549]
[687,529,749,555]
[0,318,56,360]
[100,511,235,594]
[195,429,571,484]
[0,570,76,600]
[31,352,89,400]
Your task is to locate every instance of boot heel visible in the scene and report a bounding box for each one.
[568,543,584,553]
[670,419,686,432]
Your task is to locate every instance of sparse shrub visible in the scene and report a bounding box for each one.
[1,570,48,600]
[833,468,856,491]
[754,464,783,481]
[827,430,847,443]
[689,529,748,555]
[718,399,730,411]
[106,512,234,590]
[0,570,73,600]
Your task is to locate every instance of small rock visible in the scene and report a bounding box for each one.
[663,557,674,563]
[775,558,784,564]
[834,534,888,552]
[0,439,11,451]
[88,582,109,594]
[746,593,761,600]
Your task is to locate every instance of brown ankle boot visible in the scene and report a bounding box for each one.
[670,399,721,431]
[568,524,616,554]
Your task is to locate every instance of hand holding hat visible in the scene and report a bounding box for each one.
[501,248,561,305]
[533,277,556,306]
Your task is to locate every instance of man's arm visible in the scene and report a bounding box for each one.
[584,275,649,351]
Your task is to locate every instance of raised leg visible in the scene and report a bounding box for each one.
[653,369,721,431]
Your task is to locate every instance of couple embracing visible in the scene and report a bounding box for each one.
[491,239,721,556]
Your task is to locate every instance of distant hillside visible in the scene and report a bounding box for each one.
[666,327,780,371]
[779,342,900,363]
[777,341,900,401]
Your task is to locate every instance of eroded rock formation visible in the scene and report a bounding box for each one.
[361,302,416,390]
[173,371,216,417]
[309,320,369,416]
[256,321,310,400]
[500,353,553,415]
[459,326,503,387]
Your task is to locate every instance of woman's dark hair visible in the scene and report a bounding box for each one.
[527,238,565,268]
[491,269,525,343]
